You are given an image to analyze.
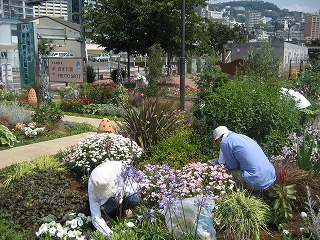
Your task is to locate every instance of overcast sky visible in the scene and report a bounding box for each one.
[211,0,320,14]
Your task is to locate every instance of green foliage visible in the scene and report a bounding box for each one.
[59,98,85,114]
[3,155,66,187]
[86,64,96,83]
[0,213,29,240]
[0,89,19,102]
[296,134,315,174]
[0,125,19,147]
[0,121,96,151]
[80,82,116,104]
[147,127,214,169]
[114,84,129,106]
[32,102,64,125]
[268,168,296,225]
[81,0,207,59]
[110,69,126,84]
[132,206,173,239]
[38,39,54,57]
[193,80,300,156]
[213,190,271,240]
[193,55,230,92]
[118,98,183,157]
[292,60,320,101]
[0,170,87,233]
[236,42,284,85]
[205,21,247,54]
[144,44,164,97]
[98,104,126,118]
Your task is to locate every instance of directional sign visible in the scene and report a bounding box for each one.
[17,22,37,87]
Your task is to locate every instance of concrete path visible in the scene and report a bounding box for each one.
[0,116,116,169]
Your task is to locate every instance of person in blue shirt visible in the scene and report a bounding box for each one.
[213,126,276,191]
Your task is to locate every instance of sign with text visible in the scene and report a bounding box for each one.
[48,58,84,83]
[17,22,37,87]
[1,63,13,82]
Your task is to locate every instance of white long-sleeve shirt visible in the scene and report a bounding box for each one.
[88,161,139,237]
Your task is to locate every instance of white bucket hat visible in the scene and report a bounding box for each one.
[90,161,123,199]
[213,126,230,140]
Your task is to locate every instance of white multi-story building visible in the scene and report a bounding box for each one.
[245,11,261,30]
[32,0,70,20]
[0,0,34,19]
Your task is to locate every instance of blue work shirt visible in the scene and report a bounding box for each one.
[220,132,276,190]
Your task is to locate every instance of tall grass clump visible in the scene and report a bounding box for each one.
[212,190,271,240]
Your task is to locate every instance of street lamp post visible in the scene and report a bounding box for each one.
[180,0,185,110]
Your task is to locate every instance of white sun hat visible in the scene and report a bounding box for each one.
[90,161,123,199]
[213,126,230,140]
[280,88,311,109]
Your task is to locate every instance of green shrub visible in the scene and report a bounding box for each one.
[194,55,230,92]
[213,190,271,240]
[98,104,126,117]
[32,102,64,125]
[80,82,116,104]
[0,89,20,102]
[193,80,300,156]
[111,69,126,84]
[147,127,214,169]
[59,98,86,114]
[86,65,96,83]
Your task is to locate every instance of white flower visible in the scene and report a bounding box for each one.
[127,222,135,228]
[203,231,210,238]
[283,229,290,235]
[48,226,57,236]
[300,211,308,218]
[70,219,78,229]
[300,227,305,232]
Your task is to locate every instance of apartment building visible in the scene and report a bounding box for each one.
[245,11,261,30]
[0,0,33,19]
[304,14,320,43]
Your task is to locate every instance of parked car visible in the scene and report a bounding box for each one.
[92,53,110,62]
[62,53,74,58]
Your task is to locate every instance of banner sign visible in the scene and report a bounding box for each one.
[17,22,37,87]
[48,58,84,83]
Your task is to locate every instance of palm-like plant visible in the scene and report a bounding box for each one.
[118,98,183,158]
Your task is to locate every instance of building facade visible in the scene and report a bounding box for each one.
[245,11,261,30]
[304,14,320,43]
[0,0,33,19]
[230,42,308,70]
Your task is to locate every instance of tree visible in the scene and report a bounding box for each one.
[236,42,284,85]
[38,39,54,57]
[205,21,247,55]
[82,0,207,58]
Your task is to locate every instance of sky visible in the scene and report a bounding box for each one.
[211,0,320,14]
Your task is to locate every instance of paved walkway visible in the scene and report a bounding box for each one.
[0,116,113,169]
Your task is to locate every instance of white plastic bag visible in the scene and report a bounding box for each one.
[164,197,217,240]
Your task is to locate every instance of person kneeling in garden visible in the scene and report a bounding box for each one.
[88,161,140,238]
[213,126,276,191]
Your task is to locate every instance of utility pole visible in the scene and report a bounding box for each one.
[180,0,185,110]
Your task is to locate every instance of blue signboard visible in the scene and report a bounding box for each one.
[17,22,36,87]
